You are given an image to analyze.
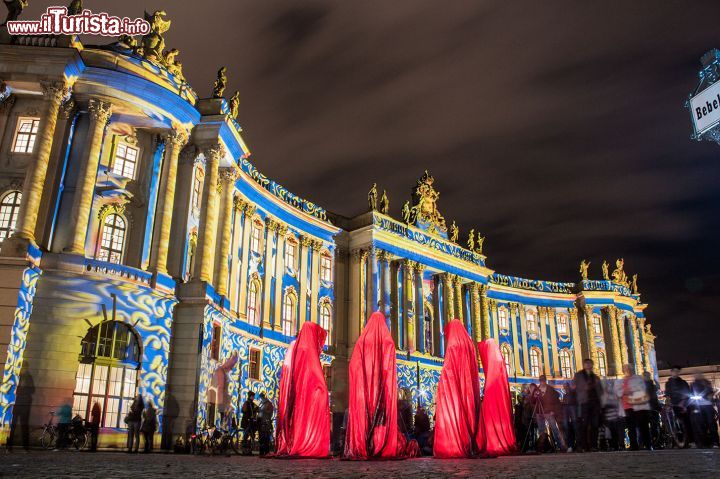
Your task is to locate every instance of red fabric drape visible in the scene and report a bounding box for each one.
[477,339,517,456]
[344,312,407,459]
[433,319,485,458]
[275,321,330,458]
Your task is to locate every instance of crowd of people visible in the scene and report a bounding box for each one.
[514,360,720,453]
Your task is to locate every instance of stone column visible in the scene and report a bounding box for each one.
[509,303,521,375]
[65,98,112,255]
[298,235,312,325]
[0,93,16,146]
[441,273,454,322]
[414,262,426,353]
[479,285,491,340]
[630,316,644,374]
[491,299,500,341]
[3,81,67,255]
[228,197,245,310]
[309,239,323,323]
[367,248,379,314]
[584,305,599,373]
[273,224,288,332]
[616,314,629,366]
[150,128,188,273]
[520,304,530,376]
[401,259,414,350]
[357,249,369,328]
[539,307,551,376]
[237,203,256,315]
[469,283,482,344]
[379,250,392,320]
[262,217,279,328]
[214,167,239,297]
[569,307,583,372]
[194,144,224,283]
[547,307,559,377]
[453,276,464,324]
[607,306,623,376]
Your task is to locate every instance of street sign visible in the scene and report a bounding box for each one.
[690,80,720,136]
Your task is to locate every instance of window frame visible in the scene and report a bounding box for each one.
[596,350,607,376]
[529,347,541,378]
[191,165,204,213]
[559,349,573,378]
[250,220,263,254]
[592,313,603,336]
[96,212,127,264]
[501,344,513,377]
[0,190,22,243]
[210,323,222,361]
[111,142,140,179]
[11,117,40,154]
[282,291,296,337]
[320,252,332,283]
[284,238,297,270]
[557,313,569,335]
[498,307,509,331]
[247,279,261,326]
[248,348,262,381]
[319,302,332,347]
[526,310,537,333]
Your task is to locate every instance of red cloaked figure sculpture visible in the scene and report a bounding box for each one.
[478,339,517,456]
[275,321,330,458]
[344,312,406,459]
[433,319,486,458]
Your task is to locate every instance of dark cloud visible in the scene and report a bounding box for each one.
[23,0,720,365]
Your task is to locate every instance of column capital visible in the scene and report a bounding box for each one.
[299,234,314,248]
[40,79,70,103]
[265,216,281,232]
[233,196,246,211]
[88,98,113,123]
[0,94,16,114]
[60,97,76,119]
[277,223,289,236]
[311,239,323,252]
[413,262,426,275]
[352,248,369,261]
[219,165,240,183]
[165,127,189,148]
[243,203,257,217]
[376,249,392,262]
[203,143,225,164]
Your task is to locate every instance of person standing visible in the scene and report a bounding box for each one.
[126,394,144,453]
[89,402,102,452]
[55,399,73,450]
[561,382,577,451]
[257,392,275,456]
[240,391,258,455]
[141,401,158,453]
[643,371,661,448]
[690,373,719,448]
[621,364,652,451]
[600,378,625,451]
[665,366,692,446]
[573,358,603,452]
[535,375,567,452]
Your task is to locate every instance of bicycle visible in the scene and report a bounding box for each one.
[39,411,58,450]
[661,403,688,449]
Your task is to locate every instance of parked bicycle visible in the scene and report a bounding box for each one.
[661,403,688,449]
[39,411,58,449]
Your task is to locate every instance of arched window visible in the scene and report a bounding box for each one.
[526,310,537,333]
[282,292,296,337]
[596,350,607,376]
[250,220,263,254]
[592,314,602,335]
[529,348,541,378]
[319,303,332,347]
[320,252,332,283]
[0,190,22,242]
[501,343,513,377]
[498,308,509,331]
[557,314,568,335]
[73,321,140,429]
[247,280,261,326]
[97,213,127,264]
[559,349,573,378]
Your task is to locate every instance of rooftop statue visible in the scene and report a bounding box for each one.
[379,190,389,215]
[632,274,639,294]
[367,183,378,211]
[213,66,227,98]
[611,258,629,286]
[409,170,447,235]
[475,232,485,255]
[467,228,475,251]
[579,259,590,280]
[449,221,459,243]
[401,201,412,224]
[140,10,171,63]
[229,91,240,119]
[163,48,184,81]
[68,0,82,16]
[2,0,28,26]
[601,260,609,280]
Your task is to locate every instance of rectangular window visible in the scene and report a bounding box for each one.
[192,167,203,211]
[323,364,332,391]
[12,118,40,153]
[112,143,139,179]
[249,348,261,380]
[320,254,332,282]
[250,225,262,253]
[285,241,297,269]
[210,324,221,360]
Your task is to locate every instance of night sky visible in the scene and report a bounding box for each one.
[22,1,720,366]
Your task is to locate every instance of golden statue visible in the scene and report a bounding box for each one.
[213,67,227,98]
[68,0,83,16]
[379,190,389,215]
[401,201,411,224]
[409,170,447,234]
[140,10,171,62]
[368,183,378,211]
[467,228,475,251]
[449,221,459,243]
[476,232,485,255]
[632,274,639,294]
[163,48,184,81]
[229,91,240,119]
[579,259,590,280]
[611,258,629,286]
[601,260,609,280]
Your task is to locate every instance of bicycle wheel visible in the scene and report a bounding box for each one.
[40,427,56,450]
[72,430,87,450]
[229,432,240,455]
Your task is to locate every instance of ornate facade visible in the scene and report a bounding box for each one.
[0,20,657,448]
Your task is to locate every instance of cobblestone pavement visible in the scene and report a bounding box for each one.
[0,449,718,478]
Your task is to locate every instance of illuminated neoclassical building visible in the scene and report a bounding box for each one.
[0,14,657,448]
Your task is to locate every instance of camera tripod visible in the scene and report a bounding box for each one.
[521,397,563,453]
